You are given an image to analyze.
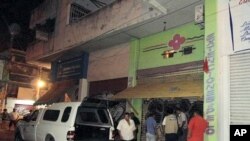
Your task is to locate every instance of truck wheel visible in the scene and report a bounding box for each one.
[45,135,55,141]
[14,132,23,141]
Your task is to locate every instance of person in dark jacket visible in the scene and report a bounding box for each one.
[130,112,140,141]
[1,109,9,129]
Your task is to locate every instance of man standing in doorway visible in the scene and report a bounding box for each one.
[145,113,157,141]
[176,107,188,141]
[187,109,208,141]
[162,108,178,141]
[117,112,136,141]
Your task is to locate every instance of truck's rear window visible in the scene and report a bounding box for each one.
[97,109,109,123]
[43,110,60,121]
[79,112,98,122]
[76,107,110,125]
[61,107,72,122]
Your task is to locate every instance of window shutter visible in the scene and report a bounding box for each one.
[230,52,250,124]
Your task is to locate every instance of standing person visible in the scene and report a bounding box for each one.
[9,108,19,130]
[130,112,140,141]
[162,108,178,141]
[187,109,208,141]
[117,112,136,141]
[145,113,157,141]
[27,109,33,117]
[176,107,188,141]
[1,109,9,129]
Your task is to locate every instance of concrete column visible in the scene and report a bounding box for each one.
[204,0,218,141]
[205,0,233,141]
[216,1,233,141]
[78,78,88,101]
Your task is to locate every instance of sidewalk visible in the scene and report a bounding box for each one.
[0,122,15,141]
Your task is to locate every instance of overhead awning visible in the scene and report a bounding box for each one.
[112,80,203,99]
[89,77,128,96]
[34,87,68,105]
[34,80,78,105]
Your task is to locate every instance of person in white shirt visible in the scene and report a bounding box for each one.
[9,108,19,130]
[162,108,178,141]
[117,112,136,141]
[176,107,188,141]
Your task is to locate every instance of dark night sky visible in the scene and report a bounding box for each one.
[0,0,43,52]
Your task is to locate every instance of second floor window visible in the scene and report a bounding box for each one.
[69,0,116,24]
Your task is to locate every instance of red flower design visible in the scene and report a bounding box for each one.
[168,34,185,50]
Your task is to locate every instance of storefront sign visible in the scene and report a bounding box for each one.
[52,53,88,81]
[205,33,216,136]
[15,104,33,116]
[230,0,250,52]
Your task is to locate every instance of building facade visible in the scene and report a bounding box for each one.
[26,0,250,141]
[0,49,50,112]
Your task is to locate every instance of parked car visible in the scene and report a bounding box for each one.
[15,99,116,141]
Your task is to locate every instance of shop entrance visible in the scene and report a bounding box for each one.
[141,98,203,141]
[113,72,204,141]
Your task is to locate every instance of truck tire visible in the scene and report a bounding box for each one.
[45,135,55,141]
[14,131,24,141]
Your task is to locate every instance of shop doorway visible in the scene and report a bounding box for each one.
[141,98,203,141]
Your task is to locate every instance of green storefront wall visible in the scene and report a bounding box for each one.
[128,0,220,140]
[134,22,204,70]
[128,21,206,140]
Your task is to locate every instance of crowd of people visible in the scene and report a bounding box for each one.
[0,108,21,130]
[116,107,208,141]
[2,106,207,141]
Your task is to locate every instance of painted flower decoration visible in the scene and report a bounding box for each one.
[168,34,185,50]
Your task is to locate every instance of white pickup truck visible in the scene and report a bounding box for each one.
[15,100,116,141]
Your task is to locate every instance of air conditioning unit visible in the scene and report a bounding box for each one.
[195,4,204,24]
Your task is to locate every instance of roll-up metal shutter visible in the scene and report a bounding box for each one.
[230,52,250,124]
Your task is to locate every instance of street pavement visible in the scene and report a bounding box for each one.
[0,122,15,141]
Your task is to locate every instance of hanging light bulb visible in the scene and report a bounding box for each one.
[162,50,176,58]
